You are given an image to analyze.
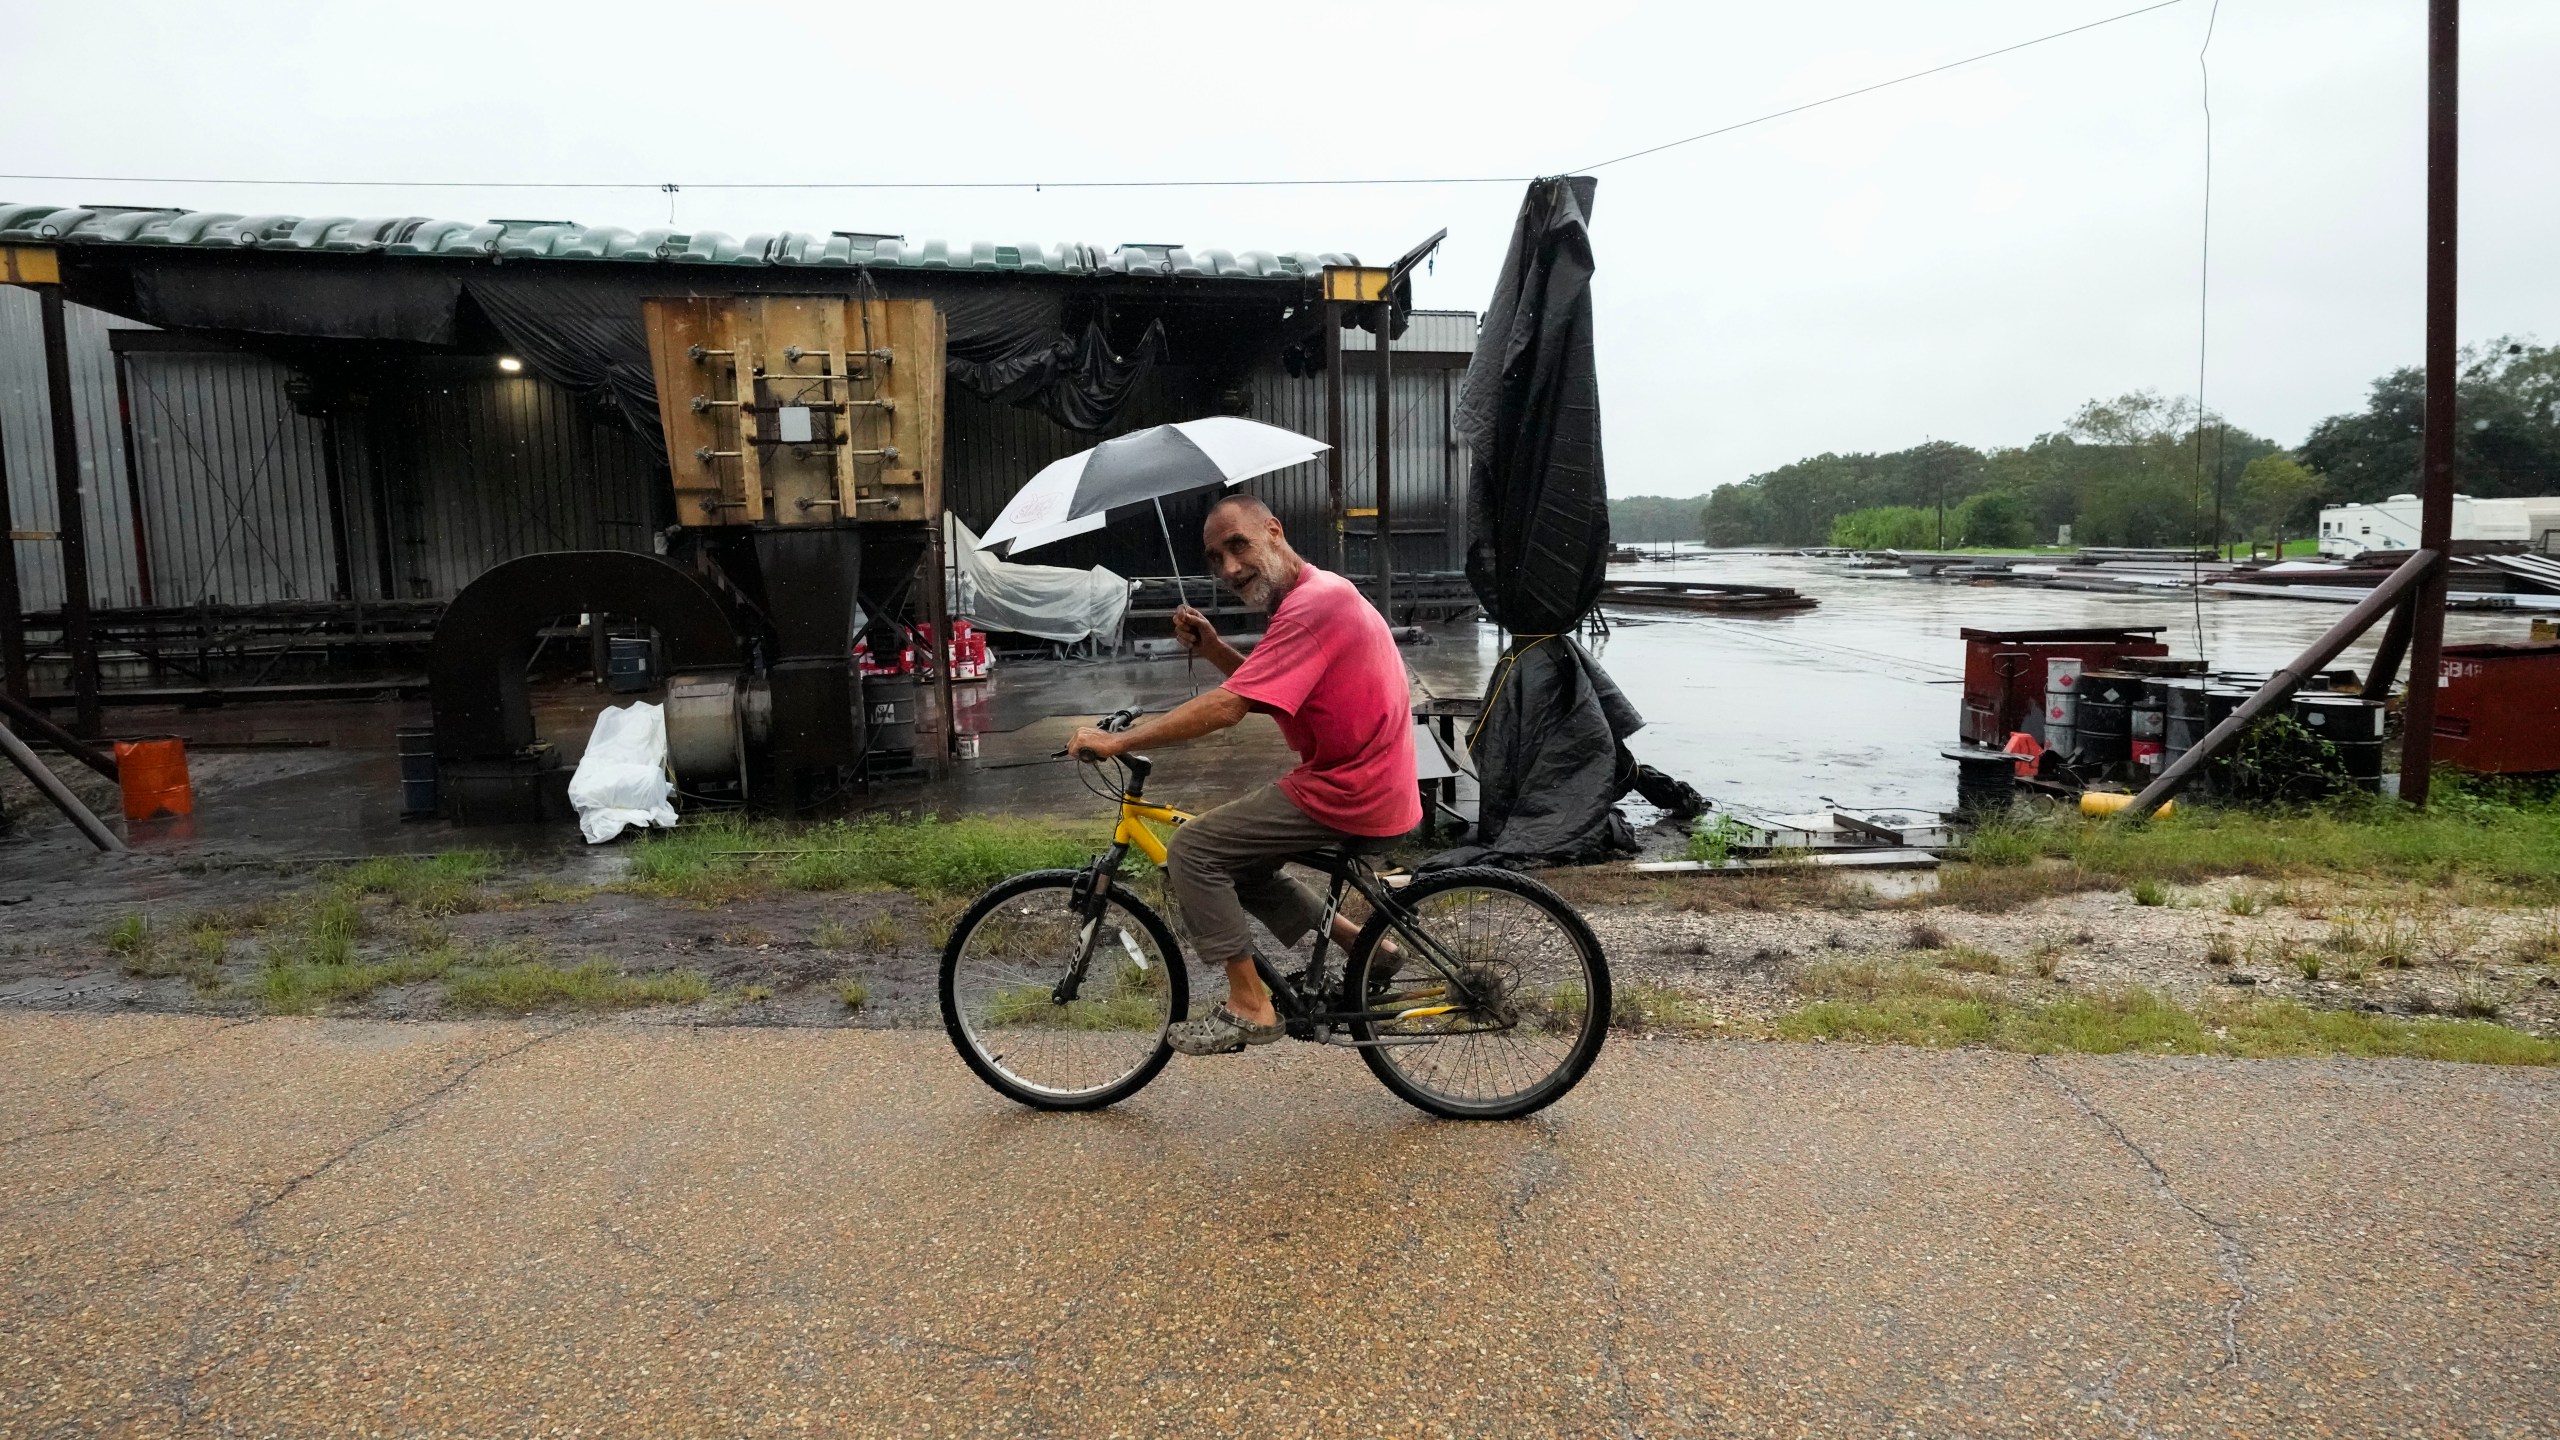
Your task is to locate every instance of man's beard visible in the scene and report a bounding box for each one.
[1232,571,1280,612]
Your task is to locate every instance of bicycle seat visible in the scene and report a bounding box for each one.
[1288,838,1393,868]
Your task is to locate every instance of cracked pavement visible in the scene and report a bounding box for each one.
[3,1014,2556,1437]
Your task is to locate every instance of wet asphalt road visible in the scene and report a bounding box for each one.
[5,1014,2555,1438]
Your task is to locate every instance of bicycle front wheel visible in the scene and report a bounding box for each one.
[940,869,1189,1111]
[1345,866,1610,1120]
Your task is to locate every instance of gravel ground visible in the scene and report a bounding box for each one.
[3,845,2554,1042]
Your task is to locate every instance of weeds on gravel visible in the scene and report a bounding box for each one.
[1935,946,2005,976]
[625,815,1099,904]
[1773,963,2560,1064]
[838,979,871,1010]
[2205,933,2239,967]
[1608,983,1726,1035]
[1960,817,2039,869]
[2226,888,2265,917]
[2130,880,2169,907]
[2514,913,2560,967]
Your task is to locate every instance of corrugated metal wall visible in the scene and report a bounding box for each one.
[1244,361,1469,578]
[351,361,665,599]
[121,348,341,605]
[5,305,1469,613]
[943,354,1470,580]
[0,292,150,609]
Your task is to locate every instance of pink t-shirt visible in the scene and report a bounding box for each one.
[1222,566,1420,837]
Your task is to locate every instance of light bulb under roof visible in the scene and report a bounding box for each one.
[497,356,523,373]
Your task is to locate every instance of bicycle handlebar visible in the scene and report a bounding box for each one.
[1053,707,1151,794]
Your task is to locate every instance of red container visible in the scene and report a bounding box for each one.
[2433,641,2560,774]
[1959,627,2170,746]
[114,736,193,820]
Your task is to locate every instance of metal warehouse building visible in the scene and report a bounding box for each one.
[0,204,1476,710]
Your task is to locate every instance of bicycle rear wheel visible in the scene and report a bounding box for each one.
[940,869,1188,1111]
[1344,866,1609,1120]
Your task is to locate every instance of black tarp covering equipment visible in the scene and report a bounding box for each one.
[78,254,1177,450]
[1431,176,1678,869]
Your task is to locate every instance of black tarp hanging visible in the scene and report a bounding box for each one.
[81,254,1176,453]
[1430,175,1697,869]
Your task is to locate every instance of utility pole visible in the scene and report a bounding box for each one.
[1372,297,1395,622]
[2399,0,2459,808]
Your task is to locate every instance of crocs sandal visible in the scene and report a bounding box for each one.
[1166,1004,1286,1056]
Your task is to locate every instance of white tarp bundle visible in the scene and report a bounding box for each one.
[568,701,679,844]
[946,514,1131,647]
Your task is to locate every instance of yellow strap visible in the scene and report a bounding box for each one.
[1465,634,1560,749]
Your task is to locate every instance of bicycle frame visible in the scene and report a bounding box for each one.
[1077,761,1493,1040]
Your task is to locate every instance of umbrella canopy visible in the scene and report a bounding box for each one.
[979,417,1326,555]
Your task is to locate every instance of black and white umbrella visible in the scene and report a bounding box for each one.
[977,417,1327,569]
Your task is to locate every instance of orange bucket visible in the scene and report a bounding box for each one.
[114,737,194,821]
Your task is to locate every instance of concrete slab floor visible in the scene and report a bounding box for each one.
[2,1014,2553,1436]
[0,621,1496,881]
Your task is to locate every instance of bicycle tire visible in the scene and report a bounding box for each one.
[1344,866,1610,1121]
[939,869,1189,1111]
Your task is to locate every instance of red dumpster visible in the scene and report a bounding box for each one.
[1959,627,2170,747]
[2433,641,2560,774]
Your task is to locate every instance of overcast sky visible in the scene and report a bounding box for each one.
[6,0,2554,498]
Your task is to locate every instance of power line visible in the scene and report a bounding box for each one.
[1575,0,2191,172]
[0,2,2190,198]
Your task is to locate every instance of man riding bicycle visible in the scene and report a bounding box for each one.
[1068,493,1418,1056]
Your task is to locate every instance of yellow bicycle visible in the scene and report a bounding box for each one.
[937,709,1613,1119]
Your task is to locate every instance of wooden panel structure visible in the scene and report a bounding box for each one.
[641,295,942,529]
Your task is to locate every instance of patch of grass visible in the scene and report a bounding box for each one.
[2225,888,2265,917]
[501,879,597,908]
[838,979,871,1010]
[338,851,498,916]
[252,949,457,1016]
[1772,964,2560,1064]
[719,925,773,949]
[1689,812,1752,866]
[1936,945,2005,976]
[812,918,857,951]
[1979,783,2560,900]
[2029,939,2066,980]
[627,815,1101,905]
[858,913,906,952]
[1905,922,1949,951]
[983,982,1164,1032]
[2294,950,2323,981]
[1609,982,1725,1036]
[2130,880,2169,907]
[102,913,152,957]
[442,957,711,1014]
[2205,933,2239,967]
[1924,861,2111,912]
[734,984,773,1003]
[1961,817,2039,869]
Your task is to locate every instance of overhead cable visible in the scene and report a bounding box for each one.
[0,2,2191,197]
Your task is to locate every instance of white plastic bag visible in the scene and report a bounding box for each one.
[568,701,678,844]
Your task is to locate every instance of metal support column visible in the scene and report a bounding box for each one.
[1322,304,1347,574]
[1371,300,1395,621]
[2398,0,2460,808]
[37,287,102,737]
[0,383,24,698]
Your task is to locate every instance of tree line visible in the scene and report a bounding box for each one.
[1609,339,2560,549]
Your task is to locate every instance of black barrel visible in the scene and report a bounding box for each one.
[2076,697,2132,769]
[1951,751,2016,819]
[2082,670,2146,708]
[396,725,437,819]
[2162,679,2210,756]
[865,675,919,756]
[2294,694,2386,786]
[606,635,656,694]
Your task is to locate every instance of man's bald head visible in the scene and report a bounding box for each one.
[1206,492,1275,527]
[1200,490,1302,611]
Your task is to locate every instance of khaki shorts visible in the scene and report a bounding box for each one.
[1163,784,1368,964]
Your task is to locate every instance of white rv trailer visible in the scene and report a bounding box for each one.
[2316,494,2560,558]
